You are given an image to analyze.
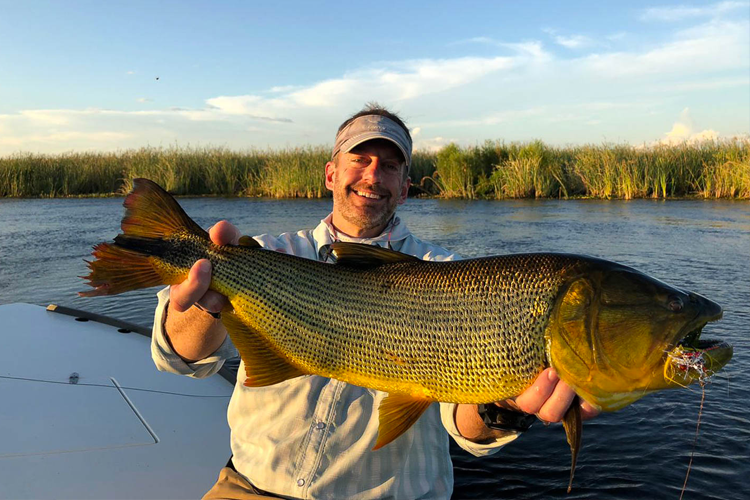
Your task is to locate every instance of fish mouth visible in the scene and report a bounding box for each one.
[676,310,723,350]
[666,311,732,384]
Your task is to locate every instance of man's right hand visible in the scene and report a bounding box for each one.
[164,221,241,362]
[169,220,242,314]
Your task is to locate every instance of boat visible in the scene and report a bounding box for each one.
[0,303,235,499]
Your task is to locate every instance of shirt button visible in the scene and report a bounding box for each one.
[316,422,326,430]
[297,479,305,487]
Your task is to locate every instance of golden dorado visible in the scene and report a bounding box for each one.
[81,179,732,490]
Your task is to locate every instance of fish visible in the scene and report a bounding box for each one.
[81,178,733,491]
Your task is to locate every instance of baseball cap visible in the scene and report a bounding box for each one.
[331,115,412,167]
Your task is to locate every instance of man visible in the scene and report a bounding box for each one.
[151,105,598,499]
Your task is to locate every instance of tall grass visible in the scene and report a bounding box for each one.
[1,139,748,198]
[254,147,328,198]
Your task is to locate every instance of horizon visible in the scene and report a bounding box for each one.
[1,0,748,155]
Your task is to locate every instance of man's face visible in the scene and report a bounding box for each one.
[325,139,411,238]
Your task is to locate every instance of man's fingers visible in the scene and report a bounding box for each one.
[514,367,559,415]
[581,400,601,421]
[536,379,576,423]
[196,290,229,313]
[209,220,241,246]
[170,259,212,312]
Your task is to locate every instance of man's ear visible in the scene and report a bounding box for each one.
[398,177,411,205]
[325,161,336,191]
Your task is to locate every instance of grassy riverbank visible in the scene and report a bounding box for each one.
[1,140,748,199]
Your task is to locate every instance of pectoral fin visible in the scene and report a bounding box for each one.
[562,396,582,494]
[374,394,433,450]
[222,311,306,387]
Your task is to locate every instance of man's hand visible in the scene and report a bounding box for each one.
[169,220,242,314]
[455,368,599,442]
[164,221,241,362]
[509,367,600,423]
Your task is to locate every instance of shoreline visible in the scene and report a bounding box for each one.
[2,140,748,199]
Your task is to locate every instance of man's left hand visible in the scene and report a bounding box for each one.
[508,367,600,423]
[455,368,599,442]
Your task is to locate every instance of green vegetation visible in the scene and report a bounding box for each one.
[1,140,748,199]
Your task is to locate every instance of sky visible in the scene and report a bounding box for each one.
[0,0,748,155]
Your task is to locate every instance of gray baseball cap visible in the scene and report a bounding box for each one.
[331,114,412,167]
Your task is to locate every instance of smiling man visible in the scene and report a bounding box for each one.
[151,104,598,500]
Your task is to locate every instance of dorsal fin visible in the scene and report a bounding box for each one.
[329,242,419,269]
[238,235,261,248]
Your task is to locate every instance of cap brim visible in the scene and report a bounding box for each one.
[341,131,411,167]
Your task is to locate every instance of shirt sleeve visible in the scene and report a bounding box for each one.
[439,402,521,457]
[150,286,238,378]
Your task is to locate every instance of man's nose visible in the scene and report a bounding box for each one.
[362,157,383,181]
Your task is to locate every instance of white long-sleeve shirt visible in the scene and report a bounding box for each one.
[151,214,519,499]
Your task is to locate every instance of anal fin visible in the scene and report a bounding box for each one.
[562,396,583,494]
[222,311,306,387]
[374,393,433,450]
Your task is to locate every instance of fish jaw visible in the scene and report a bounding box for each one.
[658,291,731,388]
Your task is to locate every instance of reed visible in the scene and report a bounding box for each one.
[490,141,569,199]
[255,147,328,198]
[1,140,747,199]
[0,152,123,197]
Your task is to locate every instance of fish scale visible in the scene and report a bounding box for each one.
[203,246,571,403]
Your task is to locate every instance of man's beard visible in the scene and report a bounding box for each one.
[333,181,399,233]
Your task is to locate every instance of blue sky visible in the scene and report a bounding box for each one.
[0,0,748,154]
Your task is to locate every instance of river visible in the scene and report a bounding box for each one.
[1,196,748,499]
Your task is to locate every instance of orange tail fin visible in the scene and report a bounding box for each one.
[80,178,208,297]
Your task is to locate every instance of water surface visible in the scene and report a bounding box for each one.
[1,197,748,499]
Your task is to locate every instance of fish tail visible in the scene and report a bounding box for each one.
[80,178,209,297]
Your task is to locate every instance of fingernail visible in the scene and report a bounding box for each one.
[197,260,211,275]
[547,368,559,382]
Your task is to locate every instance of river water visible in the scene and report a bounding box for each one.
[0,197,748,500]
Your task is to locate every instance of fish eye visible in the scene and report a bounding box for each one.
[667,295,684,312]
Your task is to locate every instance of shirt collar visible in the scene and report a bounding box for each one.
[311,213,412,258]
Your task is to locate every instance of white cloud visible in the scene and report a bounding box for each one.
[414,136,452,152]
[269,85,298,93]
[1,12,748,155]
[136,97,152,103]
[205,54,532,121]
[648,76,750,93]
[641,1,748,22]
[576,19,749,77]
[553,34,593,49]
[659,107,719,144]
[543,28,594,49]
[448,37,552,61]
[0,131,130,147]
[448,36,497,46]
[126,70,135,75]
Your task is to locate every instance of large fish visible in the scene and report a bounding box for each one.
[81,178,732,491]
